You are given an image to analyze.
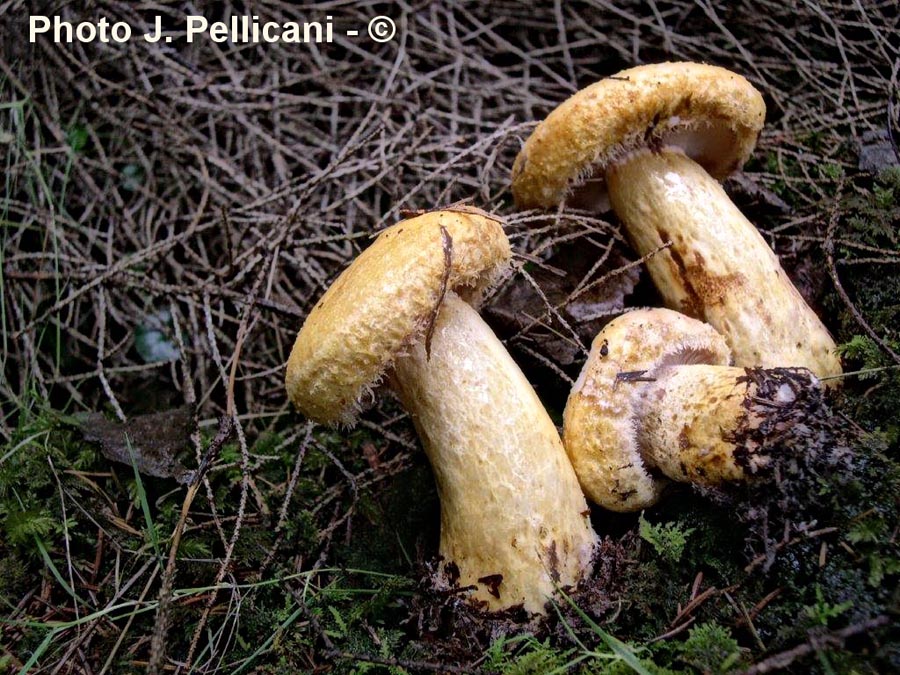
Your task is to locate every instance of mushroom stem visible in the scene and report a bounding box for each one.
[563,308,832,512]
[390,292,597,615]
[606,148,841,380]
[637,364,821,486]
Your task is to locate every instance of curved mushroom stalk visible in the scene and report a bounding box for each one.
[638,364,821,485]
[286,209,598,615]
[564,308,827,512]
[608,150,841,379]
[392,292,597,614]
[512,62,842,381]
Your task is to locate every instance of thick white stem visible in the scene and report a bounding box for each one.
[607,149,841,380]
[391,293,597,614]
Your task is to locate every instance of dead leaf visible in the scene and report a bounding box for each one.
[486,241,640,365]
[77,406,196,484]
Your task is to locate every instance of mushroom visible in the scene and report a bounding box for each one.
[285,208,597,614]
[511,61,841,381]
[564,308,823,512]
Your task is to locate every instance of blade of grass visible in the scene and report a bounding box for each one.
[8,487,85,607]
[2,600,158,631]
[17,628,56,675]
[556,587,654,675]
[125,433,162,562]
[33,536,86,607]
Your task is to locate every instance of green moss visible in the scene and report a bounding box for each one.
[638,513,695,565]
[803,586,854,628]
[0,404,90,587]
[591,659,682,675]
[484,637,574,674]
[679,623,743,673]
[333,462,438,575]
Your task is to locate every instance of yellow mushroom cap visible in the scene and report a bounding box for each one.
[285,209,511,424]
[563,308,731,511]
[511,62,766,209]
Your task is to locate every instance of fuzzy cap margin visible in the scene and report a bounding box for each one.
[511,61,766,209]
[563,308,731,511]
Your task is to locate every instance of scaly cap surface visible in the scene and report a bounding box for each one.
[285,209,511,424]
[511,62,766,209]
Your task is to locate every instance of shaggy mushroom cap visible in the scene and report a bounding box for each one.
[511,61,765,210]
[564,308,825,512]
[285,208,510,424]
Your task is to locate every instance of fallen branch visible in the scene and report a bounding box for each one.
[738,615,890,674]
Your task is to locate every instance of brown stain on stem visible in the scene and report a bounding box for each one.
[658,229,745,319]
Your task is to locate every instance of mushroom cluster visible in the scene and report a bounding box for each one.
[286,209,597,615]
[285,61,843,616]
[509,61,842,510]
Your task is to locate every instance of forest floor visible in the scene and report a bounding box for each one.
[1,2,898,673]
